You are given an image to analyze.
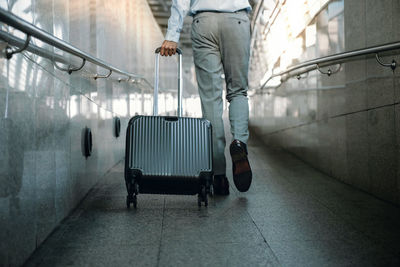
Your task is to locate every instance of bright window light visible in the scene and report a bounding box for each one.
[306,24,317,47]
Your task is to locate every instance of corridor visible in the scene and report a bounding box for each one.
[2,0,400,266]
[24,136,400,266]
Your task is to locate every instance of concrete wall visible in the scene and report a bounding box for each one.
[0,0,190,266]
[249,0,400,205]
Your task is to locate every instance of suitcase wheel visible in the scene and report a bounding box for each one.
[198,186,208,207]
[126,182,139,209]
[208,184,214,197]
[126,195,137,209]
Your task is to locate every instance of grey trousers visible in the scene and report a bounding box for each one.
[191,10,250,175]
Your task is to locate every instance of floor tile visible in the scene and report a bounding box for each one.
[23,137,400,266]
[158,241,279,267]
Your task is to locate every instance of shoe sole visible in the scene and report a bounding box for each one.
[230,144,252,192]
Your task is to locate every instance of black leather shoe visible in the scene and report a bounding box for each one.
[213,174,230,195]
[230,140,252,192]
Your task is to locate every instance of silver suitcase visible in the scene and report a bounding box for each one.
[124,48,213,208]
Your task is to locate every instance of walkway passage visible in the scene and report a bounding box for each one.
[24,137,400,266]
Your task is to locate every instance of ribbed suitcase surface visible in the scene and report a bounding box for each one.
[127,116,212,177]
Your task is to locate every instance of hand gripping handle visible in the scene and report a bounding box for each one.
[153,47,183,117]
[155,47,182,55]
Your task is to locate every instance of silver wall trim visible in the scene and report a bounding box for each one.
[0,8,146,81]
[260,41,400,90]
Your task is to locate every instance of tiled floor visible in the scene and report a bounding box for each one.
[24,136,400,266]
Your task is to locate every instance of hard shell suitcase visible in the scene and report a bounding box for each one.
[124,48,213,208]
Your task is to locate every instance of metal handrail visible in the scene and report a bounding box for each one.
[0,29,71,65]
[260,41,400,90]
[0,8,145,81]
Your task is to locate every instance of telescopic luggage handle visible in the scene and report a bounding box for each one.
[154,47,183,117]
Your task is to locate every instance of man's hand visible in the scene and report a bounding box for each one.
[160,40,178,56]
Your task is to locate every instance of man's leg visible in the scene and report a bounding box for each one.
[191,14,226,178]
[219,11,252,192]
[219,11,251,144]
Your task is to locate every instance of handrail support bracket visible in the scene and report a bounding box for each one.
[94,69,112,80]
[5,34,30,59]
[316,64,341,77]
[375,54,397,73]
[54,58,86,74]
